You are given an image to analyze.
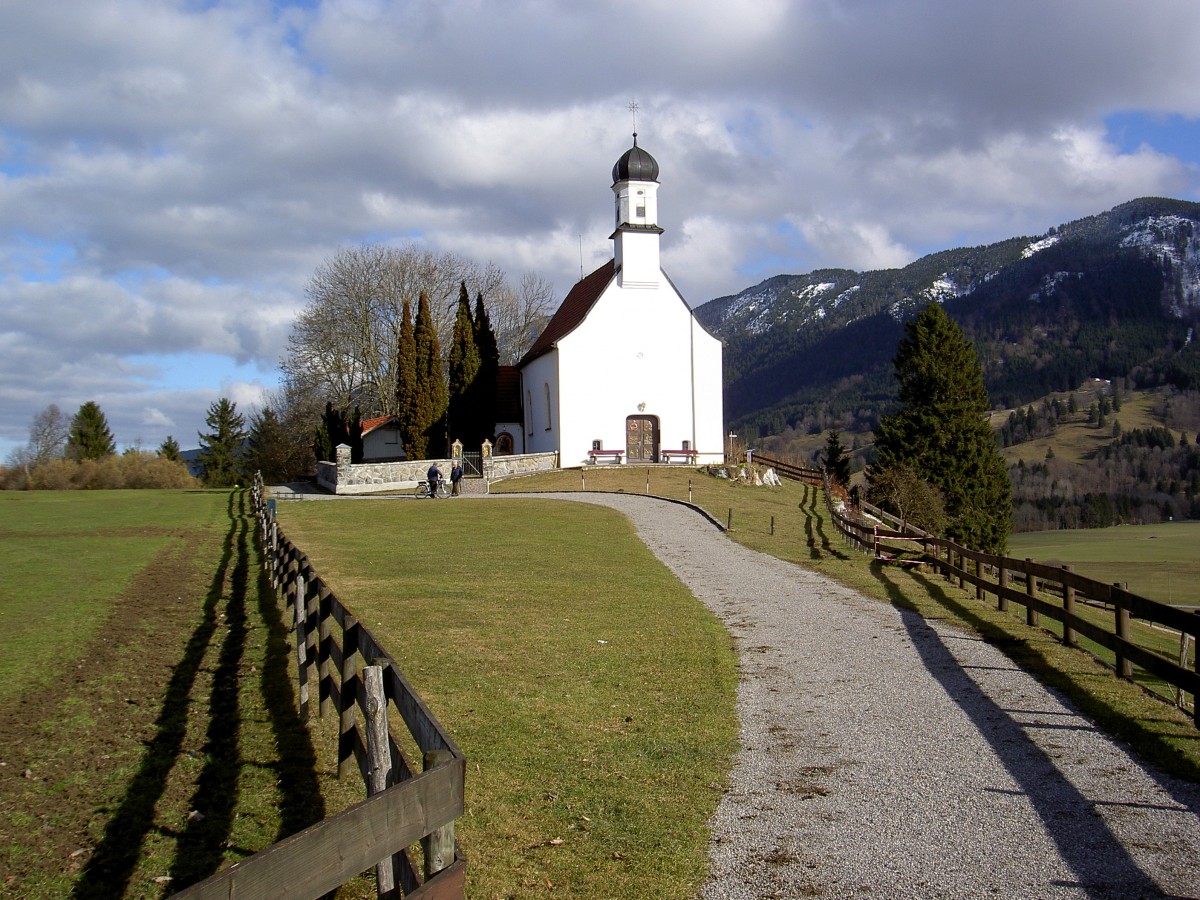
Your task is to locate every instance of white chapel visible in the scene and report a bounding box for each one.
[514,134,724,465]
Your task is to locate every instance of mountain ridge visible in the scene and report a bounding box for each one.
[696,197,1200,439]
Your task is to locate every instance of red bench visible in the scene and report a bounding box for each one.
[660,449,698,464]
[588,449,623,464]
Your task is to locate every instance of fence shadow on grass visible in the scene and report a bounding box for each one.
[869,561,1193,891]
[72,491,324,898]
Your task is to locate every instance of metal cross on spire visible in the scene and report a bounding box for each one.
[627,98,640,139]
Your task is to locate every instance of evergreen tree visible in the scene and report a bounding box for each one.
[395,297,417,453]
[313,418,334,464]
[871,302,1011,553]
[410,292,446,459]
[248,407,293,483]
[822,429,852,488]
[317,402,363,462]
[473,290,500,444]
[197,397,247,487]
[159,435,181,461]
[446,282,481,446]
[66,401,116,460]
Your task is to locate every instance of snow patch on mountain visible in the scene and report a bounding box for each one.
[923,275,963,303]
[1022,234,1060,258]
[1120,215,1200,312]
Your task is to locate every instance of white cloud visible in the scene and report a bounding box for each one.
[2,0,1200,456]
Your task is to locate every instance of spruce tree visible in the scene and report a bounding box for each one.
[822,429,852,488]
[473,290,500,445]
[410,292,446,459]
[66,401,116,460]
[871,302,1011,553]
[396,297,417,453]
[197,397,247,488]
[248,407,293,483]
[159,435,181,461]
[446,282,481,446]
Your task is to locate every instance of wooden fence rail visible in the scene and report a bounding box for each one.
[175,476,466,899]
[753,452,1199,727]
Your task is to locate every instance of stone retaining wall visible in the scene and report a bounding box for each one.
[316,445,559,494]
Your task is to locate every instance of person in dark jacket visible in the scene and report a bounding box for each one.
[426,462,442,498]
[450,462,463,496]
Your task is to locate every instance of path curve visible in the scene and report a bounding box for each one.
[515,492,1200,899]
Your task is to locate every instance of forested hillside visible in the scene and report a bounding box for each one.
[698,197,1200,440]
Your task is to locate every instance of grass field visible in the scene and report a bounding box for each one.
[3,474,1197,896]
[0,490,342,898]
[276,497,738,899]
[1010,522,1200,608]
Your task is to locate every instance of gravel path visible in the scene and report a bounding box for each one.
[520,492,1200,900]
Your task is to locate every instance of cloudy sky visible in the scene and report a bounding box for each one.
[3,0,1200,458]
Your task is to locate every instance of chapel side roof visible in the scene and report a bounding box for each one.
[495,366,523,421]
[519,259,616,366]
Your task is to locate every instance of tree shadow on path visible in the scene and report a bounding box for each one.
[870,562,1174,897]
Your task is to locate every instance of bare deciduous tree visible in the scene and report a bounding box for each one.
[489,271,557,365]
[281,244,522,417]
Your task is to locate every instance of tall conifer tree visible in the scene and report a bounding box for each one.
[447,282,481,446]
[473,290,500,444]
[66,401,116,460]
[197,397,247,487]
[871,302,1011,553]
[396,297,417,454]
[410,292,446,459]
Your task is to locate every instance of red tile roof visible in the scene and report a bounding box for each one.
[519,259,615,365]
[360,415,401,436]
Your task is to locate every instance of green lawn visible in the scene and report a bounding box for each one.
[0,490,333,898]
[277,496,739,900]
[1010,522,1200,608]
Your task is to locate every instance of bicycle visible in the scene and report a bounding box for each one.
[415,479,450,499]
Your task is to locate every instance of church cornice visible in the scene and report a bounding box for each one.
[609,223,665,239]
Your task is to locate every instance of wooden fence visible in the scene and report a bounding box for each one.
[175,477,466,899]
[753,452,1200,727]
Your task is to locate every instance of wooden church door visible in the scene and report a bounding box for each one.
[625,415,659,463]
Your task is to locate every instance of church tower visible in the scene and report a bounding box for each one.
[611,134,664,289]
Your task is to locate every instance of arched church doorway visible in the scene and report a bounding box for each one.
[494,432,514,455]
[625,415,659,463]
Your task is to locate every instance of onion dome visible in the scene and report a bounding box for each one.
[612,133,660,183]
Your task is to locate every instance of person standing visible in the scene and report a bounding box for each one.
[450,461,463,496]
[426,462,442,498]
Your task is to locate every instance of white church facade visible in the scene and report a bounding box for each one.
[516,135,724,466]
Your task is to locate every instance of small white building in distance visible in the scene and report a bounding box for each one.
[517,134,724,465]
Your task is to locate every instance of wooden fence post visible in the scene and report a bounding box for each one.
[957,551,965,590]
[727,508,733,531]
[362,665,395,898]
[270,522,280,589]
[1062,565,1076,647]
[770,515,775,535]
[1192,611,1199,728]
[339,615,360,779]
[1114,582,1133,680]
[975,558,983,600]
[422,749,456,879]
[294,570,309,723]
[1025,559,1039,627]
[997,561,1008,613]
[688,479,692,504]
[318,587,332,718]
